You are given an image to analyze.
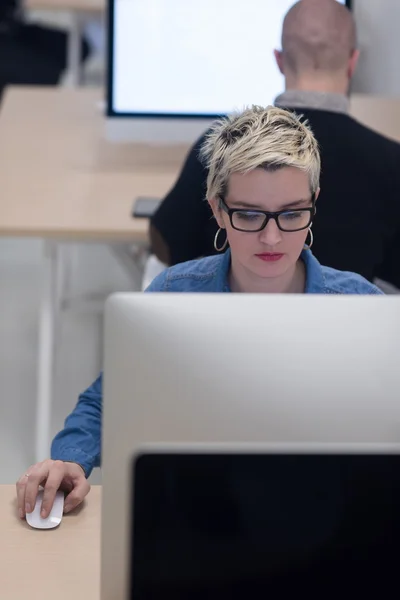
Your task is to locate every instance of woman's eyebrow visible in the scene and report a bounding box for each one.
[280,199,311,209]
[228,199,311,210]
[228,200,264,209]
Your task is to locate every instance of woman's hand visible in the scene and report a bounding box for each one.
[16,459,90,519]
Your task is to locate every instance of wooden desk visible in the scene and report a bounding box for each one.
[0,86,188,463]
[350,95,400,143]
[0,87,188,240]
[0,485,101,600]
[26,0,105,86]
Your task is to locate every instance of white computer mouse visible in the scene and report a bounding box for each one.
[26,489,64,530]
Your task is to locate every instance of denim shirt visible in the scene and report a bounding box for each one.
[51,250,383,475]
[145,249,383,294]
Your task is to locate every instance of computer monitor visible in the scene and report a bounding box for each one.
[106,0,352,143]
[101,292,400,600]
[129,448,400,599]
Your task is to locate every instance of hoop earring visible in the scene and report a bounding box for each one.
[214,228,228,252]
[304,227,314,250]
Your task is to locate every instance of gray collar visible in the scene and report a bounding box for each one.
[275,90,349,115]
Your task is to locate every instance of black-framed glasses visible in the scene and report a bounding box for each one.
[219,195,316,233]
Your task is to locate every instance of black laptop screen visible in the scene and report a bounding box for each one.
[130,452,400,599]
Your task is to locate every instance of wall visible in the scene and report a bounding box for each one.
[353,0,400,95]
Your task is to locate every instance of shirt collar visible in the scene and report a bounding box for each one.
[275,90,349,115]
[302,249,327,293]
[216,248,327,293]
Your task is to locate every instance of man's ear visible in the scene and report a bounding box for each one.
[274,49,284,75]
[208,197,225,229]
[348,48,360,80]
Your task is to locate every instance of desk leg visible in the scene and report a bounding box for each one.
[35,241,61,463]
[67,12,83,87]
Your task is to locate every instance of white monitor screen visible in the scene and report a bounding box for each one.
[109,0,350,118]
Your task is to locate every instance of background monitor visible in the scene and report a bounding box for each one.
[101,292,399,600]
[106,0,352,143]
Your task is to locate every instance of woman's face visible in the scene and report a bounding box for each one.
[210,167,317,282]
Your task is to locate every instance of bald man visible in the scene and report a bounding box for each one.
[275,0,359,96]
[150,0,400,289]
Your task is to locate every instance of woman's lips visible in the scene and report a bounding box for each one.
[255,253,284,262]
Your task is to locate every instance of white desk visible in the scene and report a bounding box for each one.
[0,86,189,462]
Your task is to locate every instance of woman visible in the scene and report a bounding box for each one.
[16,106,383,518]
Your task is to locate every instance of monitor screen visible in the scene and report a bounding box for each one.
[109,0,351,119]
[130,451,400,599]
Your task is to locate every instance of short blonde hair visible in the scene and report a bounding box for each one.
[200,105,320,202]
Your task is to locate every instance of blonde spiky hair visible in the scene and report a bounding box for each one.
[200,105,320,202]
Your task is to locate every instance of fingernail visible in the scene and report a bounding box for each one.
[19,509,24,519]
[25,503,31,513]
[64,504,70,513]
[41,509,47,518]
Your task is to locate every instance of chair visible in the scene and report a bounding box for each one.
[141,254,166,291]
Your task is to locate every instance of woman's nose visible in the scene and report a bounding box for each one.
[258,218,283,246]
